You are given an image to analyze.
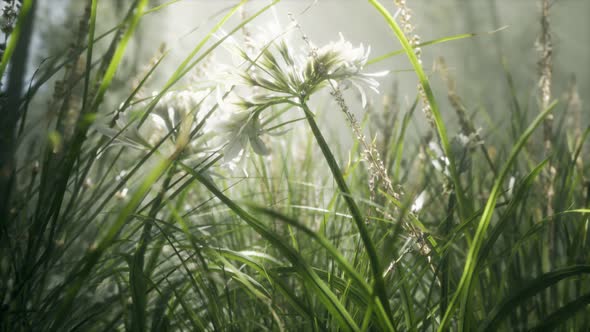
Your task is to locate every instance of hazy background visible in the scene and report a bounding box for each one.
[31,0,590,145]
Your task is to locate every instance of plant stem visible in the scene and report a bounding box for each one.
[299,99,393,323]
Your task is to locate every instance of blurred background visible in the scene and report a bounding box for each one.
[30,0,590,144]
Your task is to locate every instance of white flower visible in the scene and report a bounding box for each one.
[145,89,212,142]
[208,22,388,167]
[428,140,450,176]
[137,112,168,146]
[96,89,214,161]
[212,91,270,162]
[411,190,427,213]
[449,129,483,173]
[115,188,128,200]
[241,20,297,61]
[227,28,387,106]
[315,34,370,77]
[307,33,388,106]
[215,19,301,94]
[428,128,484,176]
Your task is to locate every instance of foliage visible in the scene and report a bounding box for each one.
[0,0,588,331]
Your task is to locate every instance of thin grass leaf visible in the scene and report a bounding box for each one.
[91,0,149,110]
[528,292,590,332]
[368,26,507,65]
[300,100,394,326]
[81,0,98,111]
[127,253,149,332]
[478,158,549,264]
[50,156,172,331]
[179,161,361,332]
[481,265,590,331]
[368,0,469,221]
[0,0,33,79]
[250,206,395,331]
[439,101,557,331]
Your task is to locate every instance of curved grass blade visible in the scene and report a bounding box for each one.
[368,26,507,65]
[250,205,395,331]
[179,161,361,331]
[50,156,172,331]
[528,292,590,332]
[555,209,590,215]
[438,101,557,331]
[0,0,33,79]
[368,0,468,221]
[300,100,394,325]
[481,265,590,331]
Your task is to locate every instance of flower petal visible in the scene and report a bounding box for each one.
[250,135,270,155]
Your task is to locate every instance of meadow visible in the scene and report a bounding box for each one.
[0,0,589,330]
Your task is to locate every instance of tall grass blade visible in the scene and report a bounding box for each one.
[179,161,361,331]
[439,101,557,331]
[300,100,394,325]
[482,265,590,331]
[0,0,33,79]
[368,0,469,220]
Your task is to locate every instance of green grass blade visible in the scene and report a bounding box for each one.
[528,292,590,332]
[368,33,475,65]
[439,101,557,331]
[368,0,468,221]
[478,158,549,264]
[481,265,590,331]
[91,0,149,110]
[127,253,149,332]
[178,161,361,332]
[250,205,395,331]
[250,206,369,291]
[50,157,172,331]
[300,100,394,324]
[368,26,507,65]
[0,0,33,79]
[81,0,98,111]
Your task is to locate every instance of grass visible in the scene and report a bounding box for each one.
[1,0,589,331]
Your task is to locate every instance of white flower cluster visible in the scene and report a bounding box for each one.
[101,20,388,170]
[213,24,387,163]
[97,88,215,163]
[311,34,387,107]
[209,91,271,162]
[136,90,210,146]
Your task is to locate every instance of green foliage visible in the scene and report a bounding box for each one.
[0,1,589,331]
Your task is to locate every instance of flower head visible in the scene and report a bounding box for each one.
[98,89,213,159]
[210,90,271,162]
[306,34,388,107]
[220,110,269,162]
[208,21,388,167]
[233,29,387,106]
[313,34,370,79]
